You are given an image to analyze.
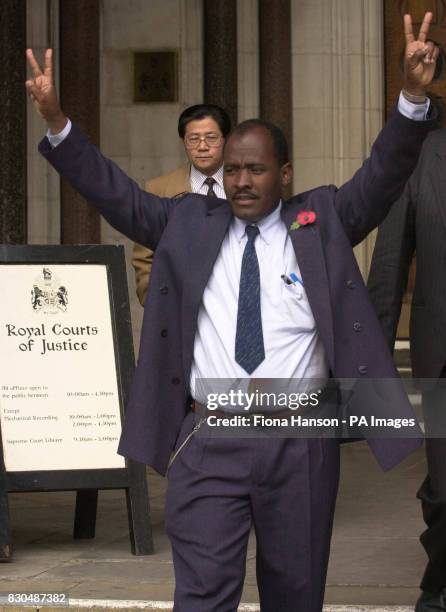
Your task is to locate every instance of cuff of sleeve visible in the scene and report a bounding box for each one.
[46,119,72,148]
[398,91,430,121]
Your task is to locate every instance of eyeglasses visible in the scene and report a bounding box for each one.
[184,133,223,149]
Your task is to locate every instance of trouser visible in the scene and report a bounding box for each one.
[418,372,446,592]
[165,412,340,612]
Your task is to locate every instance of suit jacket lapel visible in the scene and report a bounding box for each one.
[281,204,335,368]
[182,201,232,377]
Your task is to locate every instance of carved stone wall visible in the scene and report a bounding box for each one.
[291,0,384,277]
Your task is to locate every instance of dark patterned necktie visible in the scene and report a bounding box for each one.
[235,225,265,373]
[204,177,217,198]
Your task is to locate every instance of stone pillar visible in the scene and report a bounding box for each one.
[0,0,27,244]
[203,0,238,127]
[27,0,60,246]
[291,0,384,278]
[259,0,292,155]
[59,0,100,244]
[237,0,259,121]
[179,0,204,107]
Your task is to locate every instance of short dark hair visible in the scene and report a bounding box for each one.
[227,119,289,166]
[178,104,232,138]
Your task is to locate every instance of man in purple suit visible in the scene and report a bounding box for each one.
[26,13,439,612]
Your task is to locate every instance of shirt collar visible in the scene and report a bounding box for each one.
[190,164,224,191]
[233,201,283,246]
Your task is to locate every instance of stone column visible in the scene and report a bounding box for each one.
[237,0,259,121]
[0,0,27,244]
[291,0,384,278]
[259,0,292,155]
[27,0,60,246]
[59,0,100,244]
[203,0,238,127]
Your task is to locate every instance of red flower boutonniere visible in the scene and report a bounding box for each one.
[290,210,317,230]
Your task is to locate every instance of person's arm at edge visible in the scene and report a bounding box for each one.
[332,12,438,244]
[333,94,433,246]
[40,121,173,250]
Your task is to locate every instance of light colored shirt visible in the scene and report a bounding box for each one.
[190,164,225,199]
[47,118,72,147]
[398,91,430,120]
[190,202,329,404]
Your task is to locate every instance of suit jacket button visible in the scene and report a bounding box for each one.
[358,365,367,375]
[160,285,169,295]
[171,377,180,385]
[346,280,355,289]
[353,322,362,332]
[161,329,168,337]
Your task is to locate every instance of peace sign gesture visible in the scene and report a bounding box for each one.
[25,48,67,133]
[403,12,440,95]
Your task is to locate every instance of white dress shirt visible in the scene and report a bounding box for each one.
[190,203,329,403]
[190,164,225,199]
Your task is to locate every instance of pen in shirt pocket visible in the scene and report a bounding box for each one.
[281,273,304,287]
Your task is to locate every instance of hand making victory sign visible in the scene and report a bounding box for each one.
[403,11,439,95]
[25,48,67,134]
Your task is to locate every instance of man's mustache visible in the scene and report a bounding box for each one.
[232,191,259,199]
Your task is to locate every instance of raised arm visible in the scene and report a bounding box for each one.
[403,12,438,95]
[333,12,439,245]
[25,49,175,249]
[25,49,68,134]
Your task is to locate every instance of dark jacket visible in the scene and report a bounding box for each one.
[368,129,446,379]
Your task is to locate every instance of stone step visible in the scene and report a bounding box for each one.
[0,602,415,611]
[394,347,411,369]
[397,367,412,379]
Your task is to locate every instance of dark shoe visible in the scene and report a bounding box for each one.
[416,589,446,611]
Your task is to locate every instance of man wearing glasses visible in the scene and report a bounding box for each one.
[132,104,231,305]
